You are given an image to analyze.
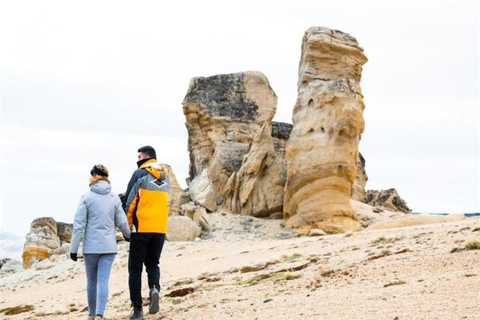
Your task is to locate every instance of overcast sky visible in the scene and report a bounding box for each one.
[1,0,478,237]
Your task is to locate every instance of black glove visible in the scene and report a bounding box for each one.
[123,236,130,242]
[70,253,78,261]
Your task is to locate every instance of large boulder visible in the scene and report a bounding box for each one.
[183,71,285,217]
[284,27,368,234]
[364,188,411,213]
[166,216,202,241]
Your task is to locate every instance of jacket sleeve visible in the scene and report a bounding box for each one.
[115,197,131,238]
[70,195,87,254]
[125,179,141,230]
[123,169,147,212]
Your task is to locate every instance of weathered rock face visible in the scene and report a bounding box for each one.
[284,27,368,234]
[364,188,411,213]
[183,71,285,217]
[22,217,61,268]
[222,122,285,218]
[351,153,368,201]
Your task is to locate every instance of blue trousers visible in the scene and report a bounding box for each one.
[83,253,116,317]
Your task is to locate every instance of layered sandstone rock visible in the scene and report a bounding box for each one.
[284,27,368,234]
[22,217,61,269]
[183,71,284,217]
[364,188,411,213]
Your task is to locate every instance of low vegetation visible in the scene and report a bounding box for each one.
[465,238,480,250]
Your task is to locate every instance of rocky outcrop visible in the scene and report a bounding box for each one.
[364,188,411,213]
[351,153,368,201]
[284,27,368,234]
[22,217,61,269]
[183,71,285,217]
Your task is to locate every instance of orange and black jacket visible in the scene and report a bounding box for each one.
[124,159,169,233]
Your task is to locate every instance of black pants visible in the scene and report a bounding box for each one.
[128,233,165,309]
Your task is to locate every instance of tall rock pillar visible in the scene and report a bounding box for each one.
[284,27,368,234]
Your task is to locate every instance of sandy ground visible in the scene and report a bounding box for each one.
[1,212,479,320]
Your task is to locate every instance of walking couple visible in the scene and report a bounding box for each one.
[70,146,169,320]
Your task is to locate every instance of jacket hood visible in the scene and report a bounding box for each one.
[139,160,168,180]
[90,180,112,195]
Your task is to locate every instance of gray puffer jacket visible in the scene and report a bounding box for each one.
[70,180,130,254]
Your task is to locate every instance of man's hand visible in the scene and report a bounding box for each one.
[70,253,78,261]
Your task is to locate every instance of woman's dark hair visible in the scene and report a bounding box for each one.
[138,145,156,159]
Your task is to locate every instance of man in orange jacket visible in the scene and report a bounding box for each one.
[123,145,169,320]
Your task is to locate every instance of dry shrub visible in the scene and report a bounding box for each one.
[465,238,480,250]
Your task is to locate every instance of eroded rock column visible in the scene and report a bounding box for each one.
[284,27,368,234]
[183,71,283,216]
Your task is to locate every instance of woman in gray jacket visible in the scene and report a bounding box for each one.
[70,164,131,320]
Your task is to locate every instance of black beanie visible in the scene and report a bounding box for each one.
[90,165,109,177]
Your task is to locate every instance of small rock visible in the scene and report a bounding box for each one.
[309,229,327,236]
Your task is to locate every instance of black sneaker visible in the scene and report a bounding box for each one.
[128,308,144,320]
[149,287,159,314]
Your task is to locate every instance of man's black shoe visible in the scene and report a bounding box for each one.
[128,308,144,320]
[149,287,159,314]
